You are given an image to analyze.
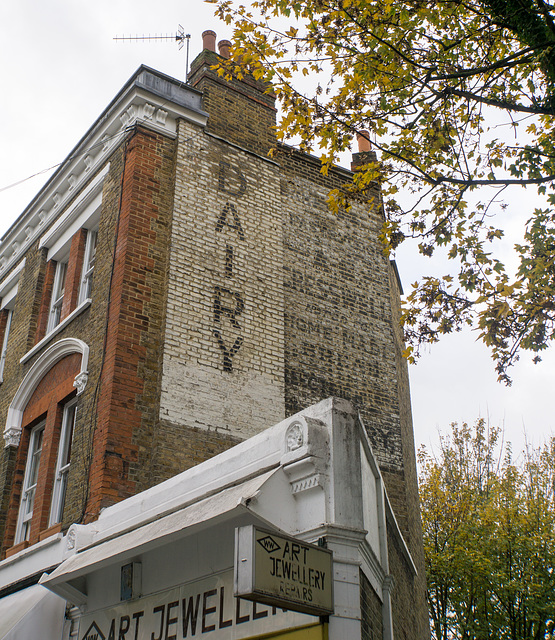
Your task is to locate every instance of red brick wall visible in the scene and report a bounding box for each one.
[86,126,175,519]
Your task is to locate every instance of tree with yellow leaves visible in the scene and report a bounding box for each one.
[419,420,555,639]
[212,0,555,382]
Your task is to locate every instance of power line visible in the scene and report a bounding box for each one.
[0,129,128,195]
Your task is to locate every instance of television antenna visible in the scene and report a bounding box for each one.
[114,25,191,82]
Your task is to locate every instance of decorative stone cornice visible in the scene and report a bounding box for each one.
[0,67,208,282]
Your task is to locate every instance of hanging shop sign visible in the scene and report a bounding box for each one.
[234,525,334,617]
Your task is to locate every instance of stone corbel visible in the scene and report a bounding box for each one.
[143,103,155,120]
[156,109,168,125]
[382,574,395,595]
[73,371,89,396]
[280,417,329,495]
[65,605,83,635]
[3,425,21,448]
[283,457,325,495]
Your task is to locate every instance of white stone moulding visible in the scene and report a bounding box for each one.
[4,338,89,448]
[0,73,208,282]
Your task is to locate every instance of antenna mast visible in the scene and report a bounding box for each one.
[114,25,191,82]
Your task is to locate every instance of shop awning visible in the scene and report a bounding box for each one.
[0,584,66,640]
[41,468,281,603]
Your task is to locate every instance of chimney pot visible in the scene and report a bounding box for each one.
[218,40,232,59]
[357,130,371,153]
[202,30,217,52]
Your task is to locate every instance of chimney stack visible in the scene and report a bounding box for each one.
[202,30,217,52]
[218,40,232,59]
[357,130,371,152]
[351,130,377,171]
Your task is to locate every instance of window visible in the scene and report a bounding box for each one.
[47,261,67,333]
[15,422,45,544]
[0,309,13,381]
[49,398,77,527]
[79,230,97,304]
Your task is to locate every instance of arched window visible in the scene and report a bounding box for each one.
[3,338,88,449]
[4,338,89,550]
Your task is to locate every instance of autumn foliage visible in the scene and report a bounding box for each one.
[419,421,555,639]
[213,0,555,382]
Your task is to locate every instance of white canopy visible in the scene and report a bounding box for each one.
[0,584,65,640]
[41,469,280,604]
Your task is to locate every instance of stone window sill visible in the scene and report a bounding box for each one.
[21,299,91,365]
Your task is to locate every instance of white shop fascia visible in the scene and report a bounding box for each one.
[41,397,415,640]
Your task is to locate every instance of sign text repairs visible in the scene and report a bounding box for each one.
[234,526,334,617]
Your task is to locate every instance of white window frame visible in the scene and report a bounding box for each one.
[0,308,13,382]
[15,421,46,544]
[78,230,97,304]
[47,261,68,334]
[49,398,78,527]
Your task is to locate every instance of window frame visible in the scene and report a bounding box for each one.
[47,260,68,334]
[78,229,97,304]
[0,308,13,382]
[15,421,46,544]
[49,397,78,527]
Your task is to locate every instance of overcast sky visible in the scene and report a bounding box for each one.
[1,0,552,455]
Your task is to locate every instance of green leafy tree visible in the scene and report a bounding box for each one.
[211,0,555,382]
[418,420,555,639]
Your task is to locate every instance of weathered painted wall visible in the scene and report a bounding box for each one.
[159,120,286,446]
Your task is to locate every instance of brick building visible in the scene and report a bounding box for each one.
[0,32,429,639]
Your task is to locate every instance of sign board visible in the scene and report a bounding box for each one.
[234,525,334,617]
[78,569,315,640]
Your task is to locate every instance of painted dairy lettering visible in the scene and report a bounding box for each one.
[212,331,243,373]
[216,203,245,240]
[218,161,247,197]
[213,161,247,372]
[225,245,233,278]
[213,287,244,328]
